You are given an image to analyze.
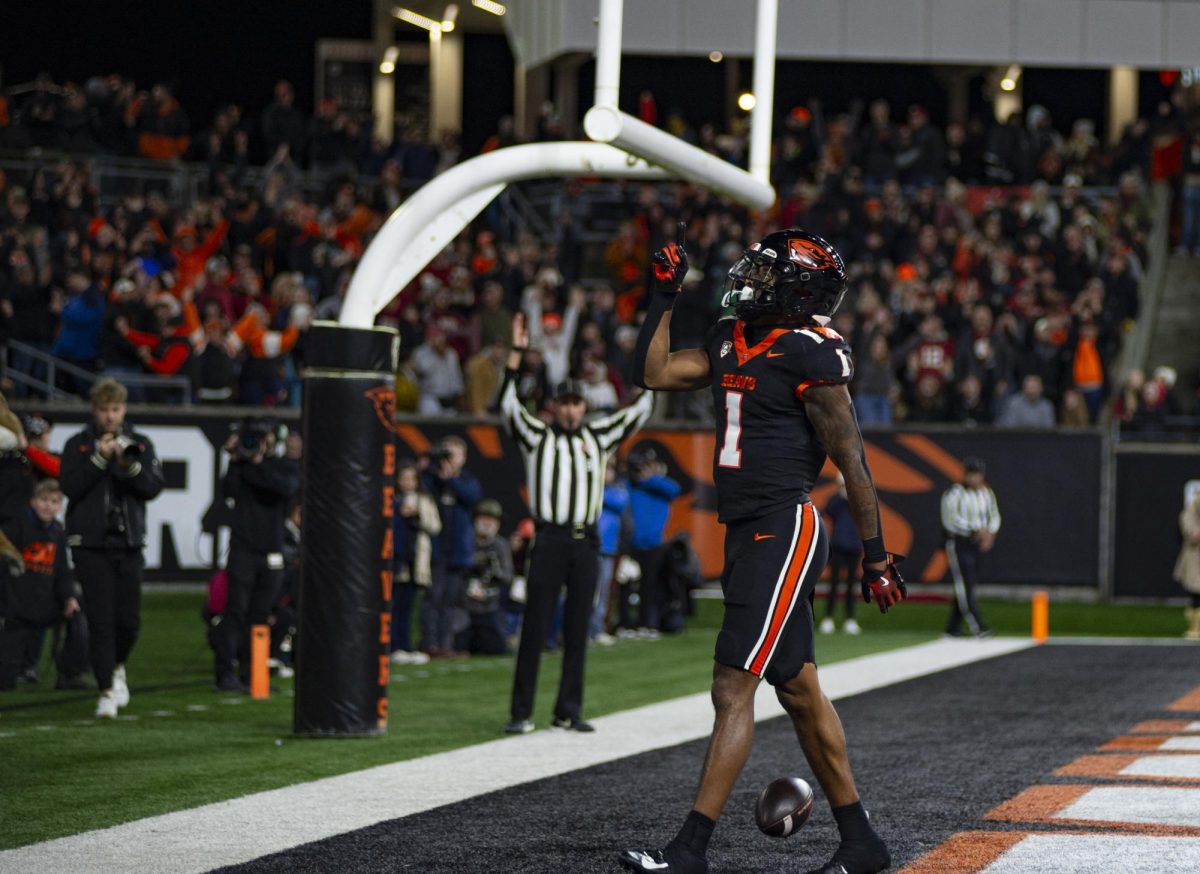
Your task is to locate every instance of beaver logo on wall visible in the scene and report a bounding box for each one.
[364,386,401,435]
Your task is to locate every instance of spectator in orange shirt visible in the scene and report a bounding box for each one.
[172,208,229,299]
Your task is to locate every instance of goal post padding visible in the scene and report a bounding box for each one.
[294,322,399,737]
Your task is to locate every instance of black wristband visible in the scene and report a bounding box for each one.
[862,536,886,565]
[632,288,676,389]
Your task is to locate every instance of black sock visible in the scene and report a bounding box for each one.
[832,801,876,843]
[668,810,715,857]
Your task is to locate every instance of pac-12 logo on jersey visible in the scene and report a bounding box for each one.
[720,340,732,358]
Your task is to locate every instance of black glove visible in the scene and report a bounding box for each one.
[861,554,907,613]
[651,222,689,292]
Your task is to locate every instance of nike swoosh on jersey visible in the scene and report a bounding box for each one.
[766,350,785,358]
[754,533,776,541]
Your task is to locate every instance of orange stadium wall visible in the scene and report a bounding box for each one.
[37,408,1108,590]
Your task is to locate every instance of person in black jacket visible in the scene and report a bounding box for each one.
[59,377,164,718]
[213,420,300,691]
[0,479,81,690]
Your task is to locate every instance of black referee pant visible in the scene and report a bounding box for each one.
[945,535,986,635]
[511,523,599,723]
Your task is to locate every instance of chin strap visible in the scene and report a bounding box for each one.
[721,285,755,309]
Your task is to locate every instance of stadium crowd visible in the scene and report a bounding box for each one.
[0,70,1195,428]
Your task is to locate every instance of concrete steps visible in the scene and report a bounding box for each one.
[1148,253,1200,403]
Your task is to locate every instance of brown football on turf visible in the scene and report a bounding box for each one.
[755,777,814,838]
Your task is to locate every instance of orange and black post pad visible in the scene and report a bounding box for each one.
[293,322,399,737]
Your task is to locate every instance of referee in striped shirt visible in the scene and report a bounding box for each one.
[502,313,653,734]
[940,457,1001,638]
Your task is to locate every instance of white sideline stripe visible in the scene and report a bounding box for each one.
[1121,755,1200,779]
[1056,787,1200,828]
[982,834,1200,873]
[1161,737,1200,751]
[0,637,1032,874]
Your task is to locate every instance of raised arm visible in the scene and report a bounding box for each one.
[633,223,711,392]
[501,313,549,450]
[803,383,906,612]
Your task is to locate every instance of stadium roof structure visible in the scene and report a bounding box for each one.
[503,0,1200,70]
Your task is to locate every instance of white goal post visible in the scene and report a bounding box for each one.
[340,0,780,328]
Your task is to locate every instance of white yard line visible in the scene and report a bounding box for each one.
[0,637,1032,874]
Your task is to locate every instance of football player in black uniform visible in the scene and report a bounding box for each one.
[619,226,905,874]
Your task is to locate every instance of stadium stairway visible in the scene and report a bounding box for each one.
[1147,251,1200,402]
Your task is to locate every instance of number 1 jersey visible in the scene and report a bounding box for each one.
[705,318,854,524]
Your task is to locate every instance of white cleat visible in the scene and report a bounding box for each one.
[112,665,130,708]
[95,692,118,719]
[842,618,862,635]
[818,617,836,634]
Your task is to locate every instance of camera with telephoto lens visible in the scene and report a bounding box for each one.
[426,446,451,467]
[231,418,273,461]
[113,434,142,461]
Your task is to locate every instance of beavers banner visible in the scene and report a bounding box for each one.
[394,423,1103,588]
[37,407,1104,589]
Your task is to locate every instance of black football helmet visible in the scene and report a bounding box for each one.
[722,229,848,323]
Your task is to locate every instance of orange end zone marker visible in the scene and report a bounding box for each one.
[1032,590,1049,643]
[251,624,270,699]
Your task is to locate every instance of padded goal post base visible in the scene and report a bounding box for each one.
[294,322,399,737]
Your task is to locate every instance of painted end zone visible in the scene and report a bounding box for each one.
[1055,754,1200,782]
[1169,688,1200,712]
[899,831,1025,874]
[902,831,1200,873]
[1102,735,1200,752]
[986,785,1200,834]
[1128,720,1200,735]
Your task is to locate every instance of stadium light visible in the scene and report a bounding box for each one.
[441,3,458,32]
[472,0,506,15]
[1000,64,1021,92]
[392,7,442,32]
[709,50,723,63]
[737,92,756,112]
[379,45,400,75]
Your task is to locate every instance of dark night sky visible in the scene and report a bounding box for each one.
[0,1,374,118]
[0,2,1177,150]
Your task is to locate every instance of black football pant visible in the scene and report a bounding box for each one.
[511,526,598,723]
[824,547,859,619]
[215,546,281,682]
[74,548,143,692]
[946,536,986,635]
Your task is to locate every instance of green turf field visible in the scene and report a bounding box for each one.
[0,590,1187,849]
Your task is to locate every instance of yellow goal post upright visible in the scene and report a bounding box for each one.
[296,0,781,736]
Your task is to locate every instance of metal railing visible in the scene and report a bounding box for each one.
[1,339,192,405]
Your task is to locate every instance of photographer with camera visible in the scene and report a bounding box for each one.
[455,499,513,656]
[421,436,481,658]
[214,419,299,691]
[60,379,165,718]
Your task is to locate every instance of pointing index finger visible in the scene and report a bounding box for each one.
[676,221,686,248]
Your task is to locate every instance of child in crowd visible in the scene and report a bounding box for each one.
[0,480,81,690]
